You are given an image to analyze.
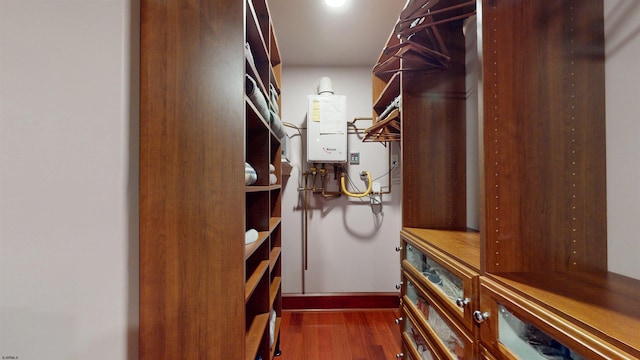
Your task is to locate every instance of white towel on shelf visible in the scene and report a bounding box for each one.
[244,42,255,68]
[269,83,279,114]
[270,110,286,139]
[245,162,257,185]
[246,74,270,122]
[269,308,277,346]
[245,229,259,244]
[269,173,277,185]
[269,164,276,173]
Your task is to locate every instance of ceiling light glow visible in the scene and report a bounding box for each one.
[325,0,346,7]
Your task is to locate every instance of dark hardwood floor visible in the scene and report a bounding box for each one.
[278,310,402,360]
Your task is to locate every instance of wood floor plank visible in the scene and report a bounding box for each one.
[279,310,401,360]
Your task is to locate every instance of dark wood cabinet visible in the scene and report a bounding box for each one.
[376,0,640,358]
[140,0,283,359]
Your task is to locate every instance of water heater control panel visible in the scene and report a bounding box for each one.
[307,94,348,163]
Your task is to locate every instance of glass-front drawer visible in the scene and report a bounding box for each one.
[405,243,464,302]
[478,277,605,360]
[402,237,478,332]
[403,310,439,360]
[498,305,584,359]
[405,278,467,359]
[399,342,419,360]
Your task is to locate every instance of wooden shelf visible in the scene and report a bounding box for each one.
[269,276,281,307]
[245,232,269,260]
[269,318,282,359]
[246,184,281,193]
[373,29,401,81]
[269,216,281,230]
[246,96,270,130]
[373,71,400,116]
[246,2,283,357]
[245,312,270,360]
[269,247,281,271]
[246,0,269,64]
[245,260,269,303]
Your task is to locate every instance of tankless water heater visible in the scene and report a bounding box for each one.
[306,93,348,163]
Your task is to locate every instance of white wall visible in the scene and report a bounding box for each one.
[604,0,640,280]
[0,1,139,359]
[280,67,402,294]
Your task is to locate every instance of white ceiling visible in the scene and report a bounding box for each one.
[268,0,405,67]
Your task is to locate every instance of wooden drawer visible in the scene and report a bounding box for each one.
[401,230,480,334]
[401,307,441,360]
[478,344,499,360]
[402,271,476,360]
[478,276,638,360]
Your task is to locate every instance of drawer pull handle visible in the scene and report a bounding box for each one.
[473,310,489,324]
[396,282,403,289]
[395,246,403,252]
[456,298,470,308]
[395,317,403,325]
[396,353,404,358]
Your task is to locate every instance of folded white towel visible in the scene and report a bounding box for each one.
[246,75,271,122]
[245,43,255,68]
[269,83,279,113]
[270,110,286,139]
[245,229,259,244]
[245,162,257,185]
[269,164,276,173]
[269,173,277,185]
[269,309,277,346]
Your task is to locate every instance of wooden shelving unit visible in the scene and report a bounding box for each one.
[377,0,640,359]
[242,0,284,358]
[140,0,283,359]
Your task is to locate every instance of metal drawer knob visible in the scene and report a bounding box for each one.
[473,310,489,324]
[455,297,470,308]
[395,246,403,252]
[395,282,403,289]
[395,317,403,325]
[396,353,404,358]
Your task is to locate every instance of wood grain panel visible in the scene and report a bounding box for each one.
[401,22,468,229]
[140,0,246,358]
[481,0,606,273]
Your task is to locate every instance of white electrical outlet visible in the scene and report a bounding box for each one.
[371,181,382,205]
[372,181,381,193]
